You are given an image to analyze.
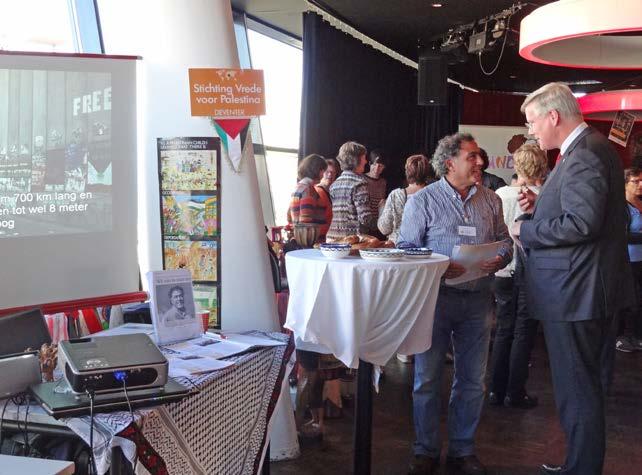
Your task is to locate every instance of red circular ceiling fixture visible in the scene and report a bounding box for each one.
[519,0,642,69]
[578,89,642,121]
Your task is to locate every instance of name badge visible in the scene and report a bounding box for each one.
[458,225,477,237]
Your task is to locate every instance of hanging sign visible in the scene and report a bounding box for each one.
[189,68,265,118]
[609,110,636,147]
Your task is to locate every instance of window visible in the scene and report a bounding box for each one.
[0,0,76,52]
[239,20,302,227]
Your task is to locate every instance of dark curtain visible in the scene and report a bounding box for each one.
[300,12,462,190]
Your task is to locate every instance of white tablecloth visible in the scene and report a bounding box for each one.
[285,249,449,368]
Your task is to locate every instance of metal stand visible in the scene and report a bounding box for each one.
[353,360,373,475]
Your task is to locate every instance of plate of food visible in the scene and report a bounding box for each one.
[403,248,433,259]
[359,248,405,262]
[328,234,396,255]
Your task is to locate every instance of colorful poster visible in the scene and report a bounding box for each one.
[162,191,218,238]
[193,282,219,328]
[158,137,221,328]
[158,137,218,190]
[164,240,218,281]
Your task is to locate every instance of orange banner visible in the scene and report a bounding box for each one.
[189,68,265,118]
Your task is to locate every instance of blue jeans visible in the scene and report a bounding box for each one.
[413,287,493,458]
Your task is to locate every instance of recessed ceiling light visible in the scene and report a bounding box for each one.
[629,84,637,87]
[431,3,443,7]
[509,75,517,79]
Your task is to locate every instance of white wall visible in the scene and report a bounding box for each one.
[98,0,279,332]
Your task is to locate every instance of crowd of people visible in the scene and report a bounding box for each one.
[283,82,639,475]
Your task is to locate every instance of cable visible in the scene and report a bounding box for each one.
[0,397,11,449]
[23,394,30,455]
[87,389,97,475]
[478,14,512,76]
[121,378,139,471]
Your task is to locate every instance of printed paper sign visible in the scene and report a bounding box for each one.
[609,110,636,147]
[189,68,265,118]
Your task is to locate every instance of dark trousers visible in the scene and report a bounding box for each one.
[489,275,538,399]
[617,260,642,339]
[543,318,610,475]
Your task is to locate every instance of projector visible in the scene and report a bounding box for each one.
[59,333,168,394]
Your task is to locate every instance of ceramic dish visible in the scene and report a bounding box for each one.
[359,248,405,262]
[403,247,433,259]
[319,243,352,259]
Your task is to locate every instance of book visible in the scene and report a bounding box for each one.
[147,269,203,345]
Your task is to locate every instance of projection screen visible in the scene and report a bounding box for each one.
[0,52,139,309]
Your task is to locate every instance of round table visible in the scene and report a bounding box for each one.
[285,249,449,474]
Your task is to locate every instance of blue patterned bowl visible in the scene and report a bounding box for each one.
[359,248,405,262]
[404,247,433,259]
[319,243,351,259]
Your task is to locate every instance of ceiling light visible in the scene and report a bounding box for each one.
[520,0,642,68]
[431,3,443,7]
[578,89,642,121]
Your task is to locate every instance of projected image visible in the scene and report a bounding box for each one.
[158,138,218,191]
[164,240,218,281]
[161,191,217,238]
[0,69,112,238]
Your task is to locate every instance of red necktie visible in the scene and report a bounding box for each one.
[555,152,562,167]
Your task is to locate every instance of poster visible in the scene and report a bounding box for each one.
[158,137,221,328]
[459,124,530,184]
[609,111,636,147]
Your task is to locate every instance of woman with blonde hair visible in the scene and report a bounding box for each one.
[489,143,548,409]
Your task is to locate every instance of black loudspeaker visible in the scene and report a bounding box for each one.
[418,55,448,106]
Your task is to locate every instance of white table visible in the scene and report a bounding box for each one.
[285,249,449,367]
[284,249,449,474]
[0,455,74,475]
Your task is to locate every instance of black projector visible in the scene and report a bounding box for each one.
[59,333,168,394]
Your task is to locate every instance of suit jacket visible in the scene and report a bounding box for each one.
[520,126,629,322]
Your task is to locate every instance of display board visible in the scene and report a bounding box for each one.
[458,124,529,184]
[157,137,221,328]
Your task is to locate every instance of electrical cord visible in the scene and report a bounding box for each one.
[87,389,97,475]
[0,397,10,449]
[121,378,139,471]
[23,394,30,455]
[478,14,512,76]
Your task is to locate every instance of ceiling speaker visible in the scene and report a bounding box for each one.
[418,55,448,106]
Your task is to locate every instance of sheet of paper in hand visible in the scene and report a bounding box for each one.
[445,241,504,285]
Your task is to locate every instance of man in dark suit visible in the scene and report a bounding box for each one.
[510,83,629,475]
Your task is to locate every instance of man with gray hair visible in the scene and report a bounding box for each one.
[398,132,512,475]
[511,82,629,475]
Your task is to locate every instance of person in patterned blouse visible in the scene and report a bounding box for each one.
[326,142,376,241]
[287,154,328,242]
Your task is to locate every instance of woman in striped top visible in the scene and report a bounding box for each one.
[287,154,328,242]
[314,158,341,239]
[327,142,376,241]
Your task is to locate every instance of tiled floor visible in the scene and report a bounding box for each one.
[270,334,642,474]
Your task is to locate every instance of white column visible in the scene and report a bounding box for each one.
[98,0,297,461]
[97,0,279,332]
